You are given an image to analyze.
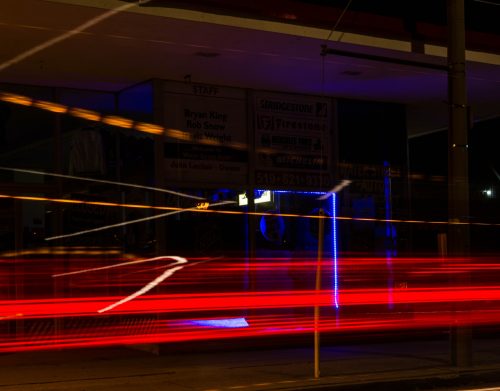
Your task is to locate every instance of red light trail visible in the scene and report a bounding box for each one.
[2,254,500,352]
[1,285,499,318]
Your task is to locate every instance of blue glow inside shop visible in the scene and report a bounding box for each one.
[117,79,409,304]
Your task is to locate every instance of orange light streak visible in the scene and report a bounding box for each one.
[199,137,220,146]
[0,91,169,138]
[0,92,33,106]
[0,193,175,211]
[0,192,499,227]
[102,115,133,129]
[69,107,101,121]
[134,122,164,135]
[33,100,67,114]
[165,128,191,141]
[0,247,122,258]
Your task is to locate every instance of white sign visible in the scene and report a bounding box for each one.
[238,190,272,206]
[163,81,247,185]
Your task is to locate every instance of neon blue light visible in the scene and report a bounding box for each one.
[332,193,339,309]
[258,189,340,309]
[272,190,326,195]
[185,318,249,328]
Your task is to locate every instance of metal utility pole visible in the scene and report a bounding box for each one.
[447,0,472,368]
[314,209,325,379]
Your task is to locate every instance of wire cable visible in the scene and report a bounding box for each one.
[324,0,354,44]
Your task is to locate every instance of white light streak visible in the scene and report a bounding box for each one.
[52,255,175,277]
[473,0,500,5]
[54,256,219,278]
[53,255,220,314]
[492,166,500,182]
[45,201,235,241]
[97,256,188,313]
[0,167,204,200]
[53,255,186,313]
[317,180,352,200]
[0,1,151,72]
[53,255,216,313]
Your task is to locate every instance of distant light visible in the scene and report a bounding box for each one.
[482,189,494,197]
[238,190,272,206]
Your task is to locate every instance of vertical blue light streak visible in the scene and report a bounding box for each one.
[259,189,339,308]
[332,193,339,309]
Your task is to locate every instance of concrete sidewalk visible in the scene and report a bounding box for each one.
[2,337,500,390]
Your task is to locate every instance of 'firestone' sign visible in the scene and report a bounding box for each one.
[254,92,333,189]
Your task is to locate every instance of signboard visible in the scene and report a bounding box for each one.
[163,81,247,185]
[253,92,332,189]
[238,190,272,206]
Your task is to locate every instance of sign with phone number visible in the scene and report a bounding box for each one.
[255,170,332,189]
